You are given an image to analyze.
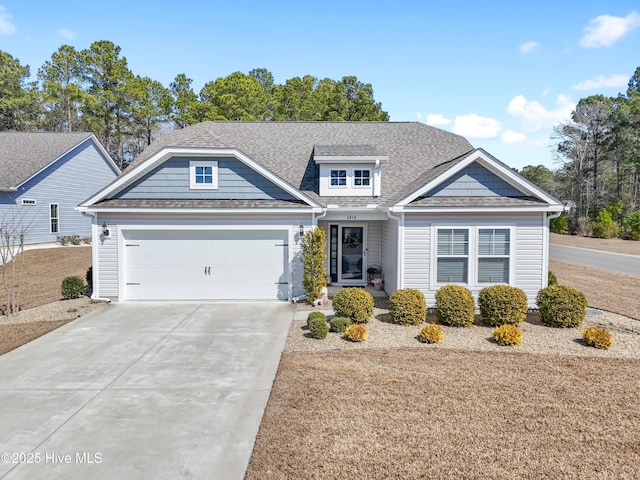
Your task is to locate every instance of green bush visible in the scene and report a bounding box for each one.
[592,209,614,239]
[388,288,426,326]
[300,227,327,303]
[332,288,374,323]
[307,311,327,328]
[308,316,329,339]
[86,266,93,286]
[550,213,569,234]
[492,324,523,346]
[623,210,640,240]
[418,324,444,344]
[478,285,528,326]
[548,270,558,286]
[61,276,85,300]
[435,284,475,327]
[329,316,352,333]
[536,285,587,328]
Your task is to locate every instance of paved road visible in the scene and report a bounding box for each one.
[549,244,640,277]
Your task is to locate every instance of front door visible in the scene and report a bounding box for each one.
[338,225,366,284]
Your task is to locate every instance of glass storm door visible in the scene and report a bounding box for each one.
[339,226,366,283]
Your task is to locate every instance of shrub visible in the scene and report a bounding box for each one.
[329,316,352,333]
[548,270,558,286]
[61,276,85,300]
[492,324,523,346]
[86,266,93,287]
[582,326,613,350]
[307,311,327,328]
[308,316,329,339]
[344,324,368,342]
[592,209,614,239]
[478,285,528,326]
[623,210,640,240]
[550,213,569,234]
[435,284,475,327]
[332,288,374,323]
[300,227,327,303]
[388,288,426,326]
[536,285,587,328]
[418,324,443,344]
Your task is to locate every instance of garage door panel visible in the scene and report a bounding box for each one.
[124,230,288,300]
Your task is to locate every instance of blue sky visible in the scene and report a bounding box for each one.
[1,1,638,170]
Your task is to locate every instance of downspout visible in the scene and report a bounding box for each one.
[80,211,111,303]
[387,209,404,291]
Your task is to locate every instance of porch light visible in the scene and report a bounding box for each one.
[102,222,110,237]
[299,223,305,237]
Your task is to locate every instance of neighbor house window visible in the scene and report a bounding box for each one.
[436,229,469,283]
[189,160,218,189]
[330,169,347,187]
[50,203,59,234]
[353,169,371,187]
[21,198,37,205]
[478,229,510,283]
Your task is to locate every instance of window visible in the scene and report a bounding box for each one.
[353,169,370,187]
[189,160,218,189]
[50,203,59,234]
[436,229,469,283]
[21,198,37,205]
[330,169,347,187]
[478,229,510,283]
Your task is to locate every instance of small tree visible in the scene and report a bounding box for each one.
[300,227,326,303]
[1,209,32,316]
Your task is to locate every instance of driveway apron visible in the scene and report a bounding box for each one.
[0,302,293,480]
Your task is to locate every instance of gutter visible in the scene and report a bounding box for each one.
[387,209,404,291]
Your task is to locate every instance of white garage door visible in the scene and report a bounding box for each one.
[123,230,289,300]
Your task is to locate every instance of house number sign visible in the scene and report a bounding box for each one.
[346,215,357,220]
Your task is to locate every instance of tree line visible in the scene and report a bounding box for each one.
[0,40,389,167]
[518,67,640,240]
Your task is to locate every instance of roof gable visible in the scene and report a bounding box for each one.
[0,132,117,189]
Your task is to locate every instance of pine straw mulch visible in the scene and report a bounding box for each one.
[246,348,640,480]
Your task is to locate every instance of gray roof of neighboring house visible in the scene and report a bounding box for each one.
[0,132,94,189]
[122,121,475,207]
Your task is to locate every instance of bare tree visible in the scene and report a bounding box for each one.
[0,208,33,316]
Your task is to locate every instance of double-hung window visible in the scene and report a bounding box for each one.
[189,160,218,189]
[50,203,59,234]
[478,229,510,283]
[330,169,347,187]
[436,229,469,283]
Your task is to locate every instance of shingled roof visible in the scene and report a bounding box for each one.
[0,132,95,189]
[123,121,475,207]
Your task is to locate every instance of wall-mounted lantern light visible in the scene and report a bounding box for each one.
[299,223,305,237]
[102,222,110,237]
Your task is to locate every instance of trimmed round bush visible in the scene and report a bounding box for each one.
[332,288,374,323]
[582,326,613,349]
[492,324,523,346]
[308,316,328,339]
[418,324,443,344]
[478,285,528,326]
[537,285,587,328]
[329,316,352,333]
[307,311,327,328]
[388,288,426,326]
[435,284,475,327]
[344,324,368,342]
[61,276,85,300]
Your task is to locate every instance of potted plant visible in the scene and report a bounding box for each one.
[372,277,384,291]
[367,265,382,284]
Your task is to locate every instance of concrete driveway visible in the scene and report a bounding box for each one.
[0,302,294,480]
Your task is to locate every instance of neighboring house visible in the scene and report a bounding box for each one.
[77,122,564,306]
[0,132,120,245]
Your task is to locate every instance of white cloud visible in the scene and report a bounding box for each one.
[502,130,528,145]
[580,11,640,48]
[571,73,629,90]
[426,113,452,126]
[56,28,75,40]
[541,87,552,97]
[452,114,502,139]
[519,41,540,54]
[507,94,575,132]
[0,6,16,35]
[415,112,423,121]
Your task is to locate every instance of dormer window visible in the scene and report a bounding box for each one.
[330,169,347,187]
[354,169,370,187]
[189,160,218,190]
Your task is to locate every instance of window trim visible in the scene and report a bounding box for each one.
[329,169,348,188]
[477,228,511,284]
[189,160,218,190]
[435,228,469,284]
[431,225,514,288]
[353,169,371,188]
[50,203,59,234]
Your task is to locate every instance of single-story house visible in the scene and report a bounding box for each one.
[77,121,564,306]
[0,132,120,245]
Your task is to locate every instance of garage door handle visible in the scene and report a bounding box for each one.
[204,266,211,275]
